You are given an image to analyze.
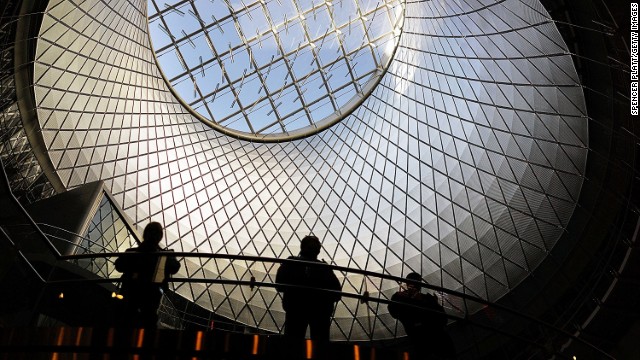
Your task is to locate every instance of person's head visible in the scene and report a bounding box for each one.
[405,272,423,290]
[300,235,321,259]
[143,222,164,246]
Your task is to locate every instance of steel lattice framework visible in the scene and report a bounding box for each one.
[31,0,587,340]
[149,0,404,140]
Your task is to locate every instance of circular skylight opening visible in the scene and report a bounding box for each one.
[148,0,405,141]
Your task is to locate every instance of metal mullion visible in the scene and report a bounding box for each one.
[154,11,236,54]
[324,3,363,93]
[187,3,225,122]
[171,35,291,115]
[171,13,391,98]
[151,0,404,139]
[327,6,360,107]
[291,0,338,113]
[235,0,288,135]
[179,38,288,99]
[286,0,327,127]
[353,1,397,62]
[153,3,193,95]
[221,12,257,134]
[195,37,253,133]
[298,0,333,20]
[154,0,263,55]
[338,33,368,92]
[356,3,382,71]
[269,65,375,132]
[381,0,401,34]
[272,70,328,126]
[266,17,312,132]
[272,73,360,130]
[185,69,213,120]
[148,0,191,21]
[164,17,295,80]
[252,118,281,135]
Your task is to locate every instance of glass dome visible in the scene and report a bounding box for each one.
[148,0,404,141]
[33,0,588,340]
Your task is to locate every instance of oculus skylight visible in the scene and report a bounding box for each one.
[149,0,405,141]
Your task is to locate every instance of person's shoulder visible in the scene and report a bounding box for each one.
[423,292,438,301]
[282,255,300,265]
[391,290,409,300]
[278,256,298,270]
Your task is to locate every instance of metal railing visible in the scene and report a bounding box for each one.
[0,1,625,357]
[0,139,615,358]
[0,224,613,358]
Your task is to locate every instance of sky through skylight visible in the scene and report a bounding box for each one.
[148,0,404,140]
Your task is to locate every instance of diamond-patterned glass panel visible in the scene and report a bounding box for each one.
[33,0,588,340]
[71,195,139,278]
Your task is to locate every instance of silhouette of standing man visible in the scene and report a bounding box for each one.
[115,222,181,328]
[388,272,455,359]
[276,235,342,341]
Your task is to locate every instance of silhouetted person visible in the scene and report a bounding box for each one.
[276,235,342,342]
[114,222,180,328]
[388,272,455,359]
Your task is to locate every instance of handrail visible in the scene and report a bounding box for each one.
[42,272,590,359]
[44,278,564,357]
[2,222,140,261]
[0,183,614,358]
[0,153,614,357]
[0,1,627,358]
[58,251,613,359]
[0,226,46,283]
[0,212,614,358]
[0,157,62,258]
[37,222,127,253]
[0,28,613,352]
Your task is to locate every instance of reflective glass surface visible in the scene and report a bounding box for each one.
[33,0,588,340]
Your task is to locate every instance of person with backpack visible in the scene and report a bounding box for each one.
[388,272,456,359]
[275,235,342,341]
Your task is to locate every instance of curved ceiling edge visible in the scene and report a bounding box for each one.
[13,0,66,194]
